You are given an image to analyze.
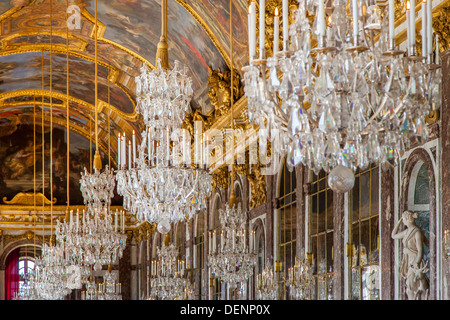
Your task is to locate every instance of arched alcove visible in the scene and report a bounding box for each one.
[401,147,436,299]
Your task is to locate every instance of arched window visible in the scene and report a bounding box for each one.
[210,195,222,300]
[277,161,296,299]
[18,256,35,296]
[194,211,205,299]
[349,165,380,300]
[309,170,333,300]
[5,245,40,300]
[176,221,185,261]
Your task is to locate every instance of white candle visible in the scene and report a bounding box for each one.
[121,135,126,169]
[132,130,136,166]
[388,0,395,40]
[115,210,118,232]
[167,127,170,165]
[259,0,265,59]
[117,133,121,167]
[422,0,427,56]
[250,1,256,60]
[426,0,432,56]
[410,0,416,48]
[273,8,279,56]
[232,230,235,251]
[282,0,288,50]
[213,230,216,251]
[406,2,411,50]
[128,140,132,170]
[248,7,252,59]
[148,128,152,163]
[122,212,125,231]
[352,0,358,42]
[76,209,79,232]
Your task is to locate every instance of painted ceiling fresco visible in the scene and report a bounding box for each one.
[0,112,122,206]
[0,0,248,204]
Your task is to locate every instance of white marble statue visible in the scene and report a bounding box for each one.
[391,210,430,300]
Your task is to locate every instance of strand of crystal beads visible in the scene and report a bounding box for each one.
[243,0,442,192]
[149,243,193,300]
[208,203,257,284]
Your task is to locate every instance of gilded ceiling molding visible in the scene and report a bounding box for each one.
[79,8,154,70]
[1,31,89,51]
[0,46,116,70]
[175,0,232,69]
[0,89,138,121]
[2,231,50,247]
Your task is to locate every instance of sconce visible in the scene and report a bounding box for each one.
[274,261,282,272]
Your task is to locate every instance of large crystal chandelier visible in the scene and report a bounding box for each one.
[208,193,257,284]
[243,0,441,192]
[116,0,212,226]
[55,166,127,275]
[77,166,127,271]
[286,257,313,299]
[149,241,193,300]
[256,265,279,300]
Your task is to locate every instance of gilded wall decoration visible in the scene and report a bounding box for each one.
[2,230,51,247]
[206,65,243,120]
[432,3,450,53]
[212,166,230,190]
[133,222,156,244]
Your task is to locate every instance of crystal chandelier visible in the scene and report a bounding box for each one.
[256,265,279,300]
[286,257,313,300]
[116,0,212,226]
[77,166,127,271]
[33,242,72,300]
[243,0,442,193]
[55,166,127,274]
[149,242,193,300]
[208,194,257,284]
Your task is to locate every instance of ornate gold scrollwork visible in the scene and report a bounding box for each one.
[2,231,51,246]
[206,65,243,121]
[133,222,156,244]
[3,192,56,206]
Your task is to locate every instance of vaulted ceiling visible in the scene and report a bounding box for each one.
[0,0,250,206]
[0,0,249,164]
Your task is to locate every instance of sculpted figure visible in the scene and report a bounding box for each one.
[391,210,429,300]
